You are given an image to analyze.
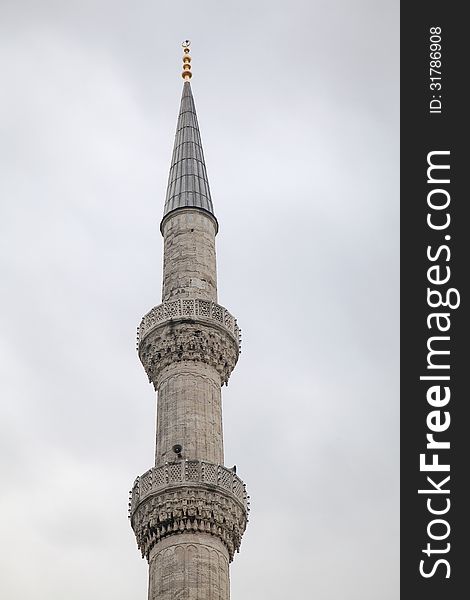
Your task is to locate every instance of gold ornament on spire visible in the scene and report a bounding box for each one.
[182,40,192,80]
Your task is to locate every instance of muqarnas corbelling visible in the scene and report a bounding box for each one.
[138,320,239,388]
[130,485,248,561]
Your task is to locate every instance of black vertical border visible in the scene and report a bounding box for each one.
[401,4,468,599]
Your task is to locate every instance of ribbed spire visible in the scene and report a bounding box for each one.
[162,82,215,219]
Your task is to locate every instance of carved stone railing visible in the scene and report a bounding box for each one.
[137,299,241,348]
[129,460,249,561]
[129,460,248,515]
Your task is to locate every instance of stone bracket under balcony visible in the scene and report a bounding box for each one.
[129,461,249,562]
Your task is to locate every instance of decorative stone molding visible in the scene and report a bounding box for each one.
[138,299,241,348]
[138,318,239,388]
[129,461,248,562]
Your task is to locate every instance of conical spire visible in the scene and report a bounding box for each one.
[162,81,215,219]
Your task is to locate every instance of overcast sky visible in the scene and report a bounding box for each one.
[0,1,399,598]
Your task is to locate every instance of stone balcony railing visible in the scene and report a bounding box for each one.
[129,460,248,516]
[137,298,241,348]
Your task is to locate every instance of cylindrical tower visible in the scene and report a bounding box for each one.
[129,43,248,600]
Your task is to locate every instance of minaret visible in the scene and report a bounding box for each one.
[129,42,248,600]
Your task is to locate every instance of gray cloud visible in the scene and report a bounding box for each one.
[0,1,398,598]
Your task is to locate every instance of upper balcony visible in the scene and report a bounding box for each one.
[137,298,241,350]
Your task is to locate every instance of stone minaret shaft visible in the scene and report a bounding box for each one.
[129,45,248,600]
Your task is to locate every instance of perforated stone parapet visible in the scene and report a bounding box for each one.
[130,461,248,513]
[129,461,248,562]
[138,299,241,347]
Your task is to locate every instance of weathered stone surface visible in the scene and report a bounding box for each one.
[148,534,229,600]
[154,366,224,465]
[161,209,218,302]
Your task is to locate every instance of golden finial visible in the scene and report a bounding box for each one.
[182,40,192,80]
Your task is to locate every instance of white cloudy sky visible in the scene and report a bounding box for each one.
[0,1,399,598]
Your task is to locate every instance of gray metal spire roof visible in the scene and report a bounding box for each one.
[163,82,215,219]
